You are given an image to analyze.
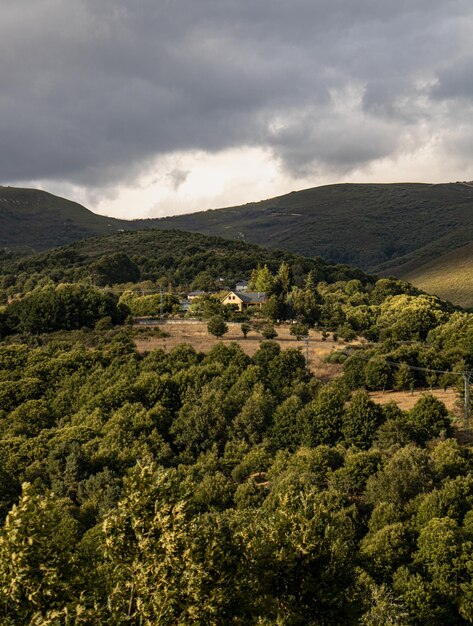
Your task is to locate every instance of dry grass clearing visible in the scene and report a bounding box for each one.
[134,322,463,414]
[133,321,356,381]
[368,388,458,413]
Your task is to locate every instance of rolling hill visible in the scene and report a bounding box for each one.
[152,182,473,273]
[400,242,473,309]
[0,228,368,288]
[0,186,162,251]
[4,183,473,296]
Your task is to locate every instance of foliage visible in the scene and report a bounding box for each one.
[207,315,228,338]
[290,322,309,340]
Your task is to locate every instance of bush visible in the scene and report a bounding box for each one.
[207,315,228,338]
[241,322,251,339]
[95,316,113,331]
[261,324,278,340]
[290,323,309,340]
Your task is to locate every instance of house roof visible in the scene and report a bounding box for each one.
[187,290,206,297]
[227,290,266,304]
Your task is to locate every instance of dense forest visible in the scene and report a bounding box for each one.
[0,229,369,293]
[1,333,471,625]
[3,231,473,623]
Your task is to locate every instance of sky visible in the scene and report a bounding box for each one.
[1,0,473,219]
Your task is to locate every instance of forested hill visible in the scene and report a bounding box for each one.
[0,228,369,289]
[5,183,473,279]
[151,182,473,273]
[0,186,162,251]
[0,186,122,251]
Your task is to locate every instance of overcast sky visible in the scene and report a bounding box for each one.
[1,0,473,218]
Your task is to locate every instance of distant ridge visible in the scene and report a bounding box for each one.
[0,186,162,251]
[4,183,473,302]
[152,182,473,273]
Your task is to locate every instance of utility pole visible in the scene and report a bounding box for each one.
[464,372,472,428]
[304,336,310,371]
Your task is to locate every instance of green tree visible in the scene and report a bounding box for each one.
[0,483,83,623]
[408,394,452,444]
[275,261,293,294]
[365,357,391,391]
[290,322,309,340]
[261,323,278,340]
[231,383,276,444]
[92,252,140,286]
[207,315,228,338]
[394,362,415,391]
[249,264,275,293]
[342,390,383,448]
[270,395,304,451]
[376,294,447,341]
[302,383,346,446]
[240,322,251,338]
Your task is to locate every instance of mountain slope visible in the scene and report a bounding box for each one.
[152,182,473,272]
[0,228,369,287]
[400,242,473,309]
[4,183,473,281]
[0,186,166,251]
[0,186,127,251]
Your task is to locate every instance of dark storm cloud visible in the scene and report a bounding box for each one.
[1,0,472,188]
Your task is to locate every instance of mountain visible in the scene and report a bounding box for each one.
[0,186,162,251]
[4,182,473,287]
[152,182,473,273]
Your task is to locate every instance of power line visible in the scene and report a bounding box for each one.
[347,347,472,426]
[348,348,468,376]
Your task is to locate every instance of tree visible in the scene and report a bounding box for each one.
[408,394,452,444]
[341,390,383,448]
[261,324,278,340]
[290,322,309,340]
[92,252,140,286]
[262,295,284,322]
[365,446,433,508]
[302,383,346,446]
[249,264,274,293]
[270,395,304,451]
[365,357,391,391]
[240,322,251,338]
[0,483,83,623]
[191,271,217,291]
[376,294,447,341]
[231,383,276,444]
[393,362,415,391]
[275,261,293,294]
[207,315,228,338]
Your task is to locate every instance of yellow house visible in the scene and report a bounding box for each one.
[222,290,266,311]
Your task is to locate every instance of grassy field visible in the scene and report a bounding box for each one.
[368,388,458,413]
[400,241,473,308]
[133,321,463,413]
[133,322,349,381]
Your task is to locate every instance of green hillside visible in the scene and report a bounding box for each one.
[400,241,473,309]
[5,182,473,279]
[0,186,127,251]
[0,186,164,251]
[152,182,473,272]
[0,228,368,288]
